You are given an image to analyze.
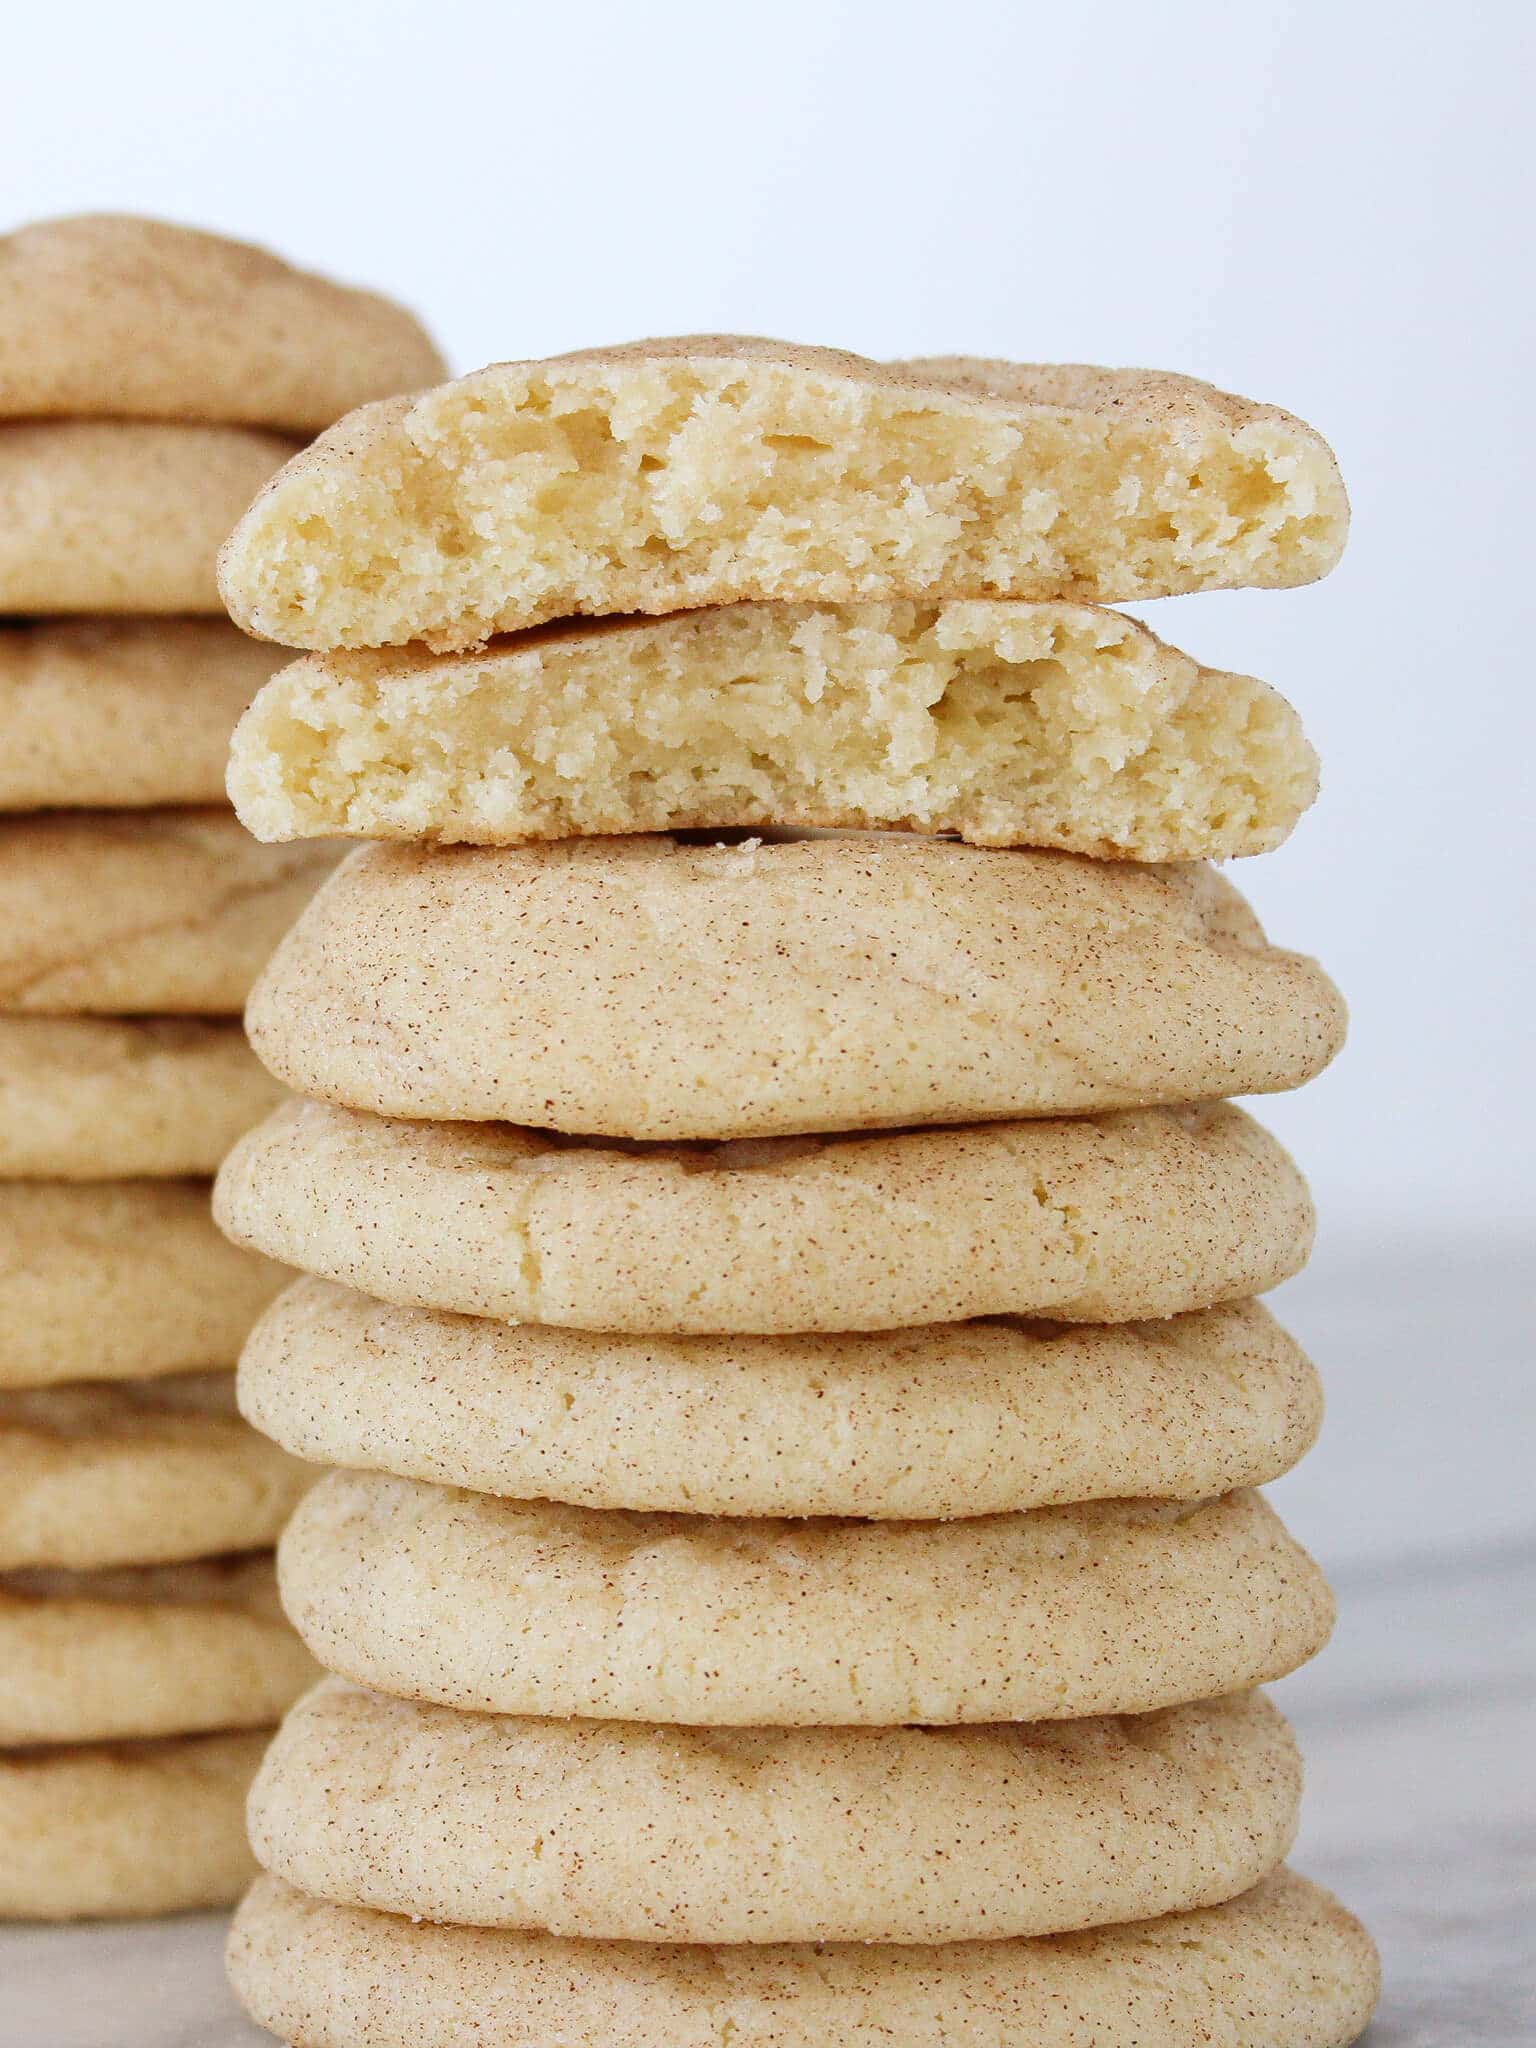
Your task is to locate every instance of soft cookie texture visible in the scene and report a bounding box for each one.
[242,1280,1320,1519]
[0,1553,315,1744]
[0,421,300,613]
[0,215,445,430]
[0,1178,287,1389]
[0,618,282,811]
[218,338,1349,651]
[216,1099,1314,1333]
[278,1473,1333,1725]
[246,836,1345,1139]
[253,1679,1298,1944]
[0,1016,284,1178]
[0,1729,267,1920]
[0,1374,310,1570]
[0,809,336,1014]
[227,600,1319,861]
[229,1867,1380,2048]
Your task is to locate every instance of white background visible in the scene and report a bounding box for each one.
[2,0,1532,1566]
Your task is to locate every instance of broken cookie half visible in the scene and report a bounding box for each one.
[228,597,1317,860]
[217,336,1348,653]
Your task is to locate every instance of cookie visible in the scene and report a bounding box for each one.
[0,1373,310,1570]
[253,1678,1298,1944]
[0,1729,266,1919]
[0,420,299,614]
[0,1016,284,1178]
[226,599,1318,861]
[242,1280,1320,1519]
[0,214,444,430]
[0,617,281,812]
[229,1866,1380,2048]
[0,1553,314,1744]
[278,1473,1332,1725]
[245,837,1344,1139]
[0,809,335,1015]
[0,1178,286,1390]
[216,1099,1313,1333]
[218,339,1348,652]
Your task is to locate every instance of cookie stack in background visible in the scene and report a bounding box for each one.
[214,343,1379,2046]
[0,215,443,1921]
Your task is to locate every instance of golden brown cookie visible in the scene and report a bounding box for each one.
[241,1280,1320,1519]
[0,1177,286,1390]
[251,1679,1299,1944]
[0,617,281,812]
[0,1553,314,1744]
[244,836,1344,1138]
[216,1099,1314,1333]
[0,1729,267,1920]
[0,214,444,429]
[218,338,1348,651]
[226,600,1317,860]
[229,1868,1381,2048]
[0,809,335,1014]
[0,420,299,614]
[277,1472,1333,1725]
[0,1016,284,1177]
[0,1373,310,1570]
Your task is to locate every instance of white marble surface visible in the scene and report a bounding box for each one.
[2,1240,1532,2046]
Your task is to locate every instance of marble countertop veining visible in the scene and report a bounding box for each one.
[1275,1538,1536,2047]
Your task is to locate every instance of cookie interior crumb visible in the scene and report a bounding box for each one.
[219,341,1349,651]
[230,599,1317,860]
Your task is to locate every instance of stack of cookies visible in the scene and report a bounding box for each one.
[213,343,1379,2046]
[0,215,442,1920]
